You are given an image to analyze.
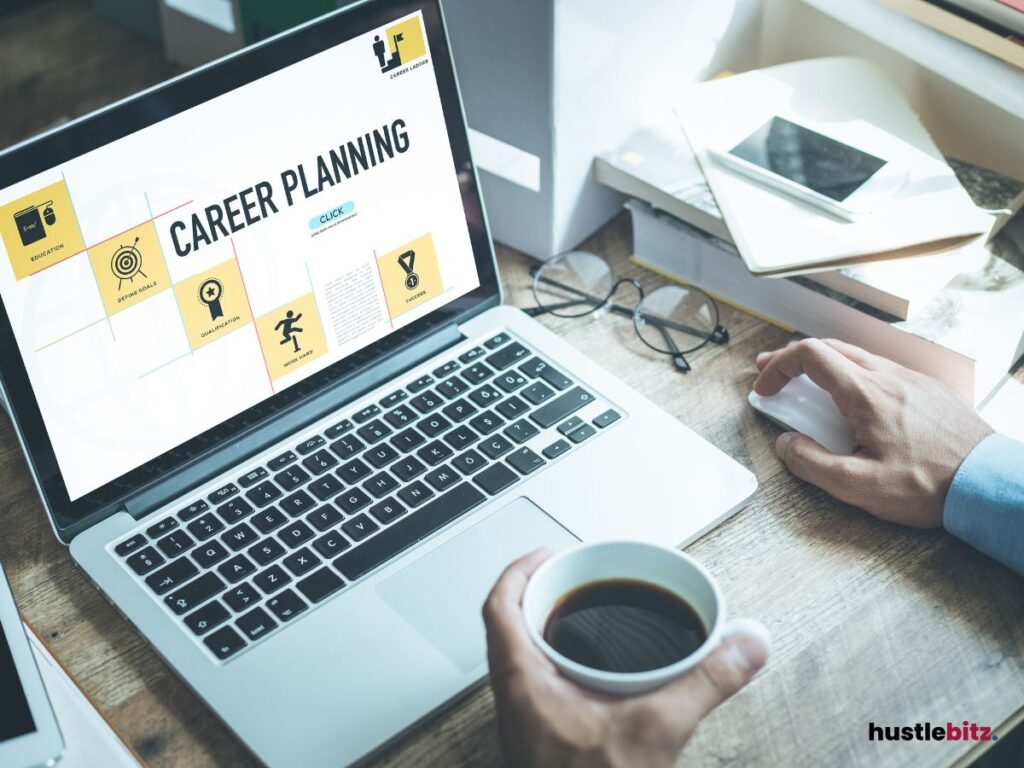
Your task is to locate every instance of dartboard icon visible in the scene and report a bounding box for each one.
[111,236,146,290]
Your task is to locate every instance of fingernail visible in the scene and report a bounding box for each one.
[756,351,770,363]
[775,432,794,457]
[723,618,771,671]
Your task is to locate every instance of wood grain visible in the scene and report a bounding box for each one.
[1,3,1022,766]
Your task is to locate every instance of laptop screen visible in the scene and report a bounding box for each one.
[0,5,488,509]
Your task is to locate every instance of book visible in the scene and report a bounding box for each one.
[595,113,979,319]
[879,0,1024,67]
[626,198,1024,407]
[675,58,993,275]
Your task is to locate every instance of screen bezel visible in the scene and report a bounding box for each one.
[0,563,63,767]
[0,0,500,538]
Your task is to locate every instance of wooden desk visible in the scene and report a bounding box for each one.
[2,3,1023,767]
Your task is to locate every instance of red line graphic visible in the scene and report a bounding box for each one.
[231,237,274,393]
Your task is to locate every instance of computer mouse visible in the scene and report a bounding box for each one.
[748,374,855,454]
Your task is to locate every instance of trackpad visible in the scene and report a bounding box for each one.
[376,497,578,672]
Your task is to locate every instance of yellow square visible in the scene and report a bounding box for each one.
[174,259,253,351]
[0,180,86,279]
[376,233,443,319]
[255,292,328,381]
[87,221,170,316]
[385,16,427,65]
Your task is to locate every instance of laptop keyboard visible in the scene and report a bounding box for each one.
[109,331,623,663]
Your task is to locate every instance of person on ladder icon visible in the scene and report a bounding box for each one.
[275,310,304,354]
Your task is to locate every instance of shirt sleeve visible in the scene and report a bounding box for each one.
[943,433,1024,577]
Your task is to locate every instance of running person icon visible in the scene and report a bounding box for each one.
[275,310,304,353]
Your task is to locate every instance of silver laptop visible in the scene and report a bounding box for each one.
[0,1,756,764]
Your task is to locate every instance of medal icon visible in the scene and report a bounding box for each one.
[198,278,224,320]
[398,249,419,291]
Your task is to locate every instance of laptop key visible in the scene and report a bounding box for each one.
[417,441,453,466]
[433,359,460,377]
[308,475,344,502]
[469,384,502,407]
[278,521,315,548]
[313,530,350,559]
[444,425,478,451]
[418,414,452,437]
[216,497,254,524]
[236,606,278,641]
[442,399,477,422]
[193,541,229,568]
[557,417,585,436]
[337,488,372,515]
[238,467,268,488]
[302,449,338,475]
[280,490,316,517]
[254,564,291,594]
[275,466,310,492]
[424,465,460,492]
[204,626,246,660]
[462,363,492,384]
[324,419,354,439]
[147,517,178,538]
[127,547,164,576]
[145,557,199,595]
[353,404,381,424]
[543,440,571,459]
[484,332,511,349]
[177,500,210,522]
[436,375,469,399]
[539,366,573,391]
[364,444,399,468]
[593,409,621,428]
[522,382,555,405]
[356,419,391,444]
[342,513,380,541]
[329,435,365,460]
[364,471,399,499]
[480,434,514,459]
[474,464,518,496]
[266,589,307,623]
[519,356,549,378]
[221,522,259,551]
[248,538,286,567]
[283,547,321,577]
[486,342,529,370]
[384,405,417,428]
[530,387,595,428]
[390,427,425,453]
[185,600,230,636]
[156,530,195,559]
[208,483,239,504]
[453,449,488,475]
[495,372,527,393]
[570,424,597,444]
[333,483,486,581]
[495,396,529,419]
[397,481,434,507]
[307,504,343,532]
[166,572,224,615]
[245,481,282,507]
[391,456,426,482]
[223,583,260,612]
[369,497,407,525]
[267,451,297,471]
[469,411,504,435]
[338,459,371,484]
[115,534,146,557]
[296,436,325,455]
[508,447,546,475]
[188,514,225,541]
[218,554,256,583]
[504,419,539,444]
[250,507,288,535]
[297,567,345,604]
[410,391,443,414]
[408,374,434,393]
[379,390,407,408]
[458,347,485,363]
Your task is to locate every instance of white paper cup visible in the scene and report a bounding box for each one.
[521,541,725,696]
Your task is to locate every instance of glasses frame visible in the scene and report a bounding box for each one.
[527,256,729,373]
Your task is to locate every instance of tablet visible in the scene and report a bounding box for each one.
[0,562,63,768]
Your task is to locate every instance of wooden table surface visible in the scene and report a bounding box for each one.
[2,3,1023,767]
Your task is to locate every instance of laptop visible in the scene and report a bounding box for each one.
[0,1,756,764]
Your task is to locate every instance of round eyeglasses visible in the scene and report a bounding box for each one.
[526,250,728,373]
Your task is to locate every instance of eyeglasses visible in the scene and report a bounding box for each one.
[526,251,728,373]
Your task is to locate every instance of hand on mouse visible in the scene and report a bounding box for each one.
[483,549,769,768]
[753,338,993,527]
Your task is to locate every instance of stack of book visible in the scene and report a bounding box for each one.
[596,112,1024,407]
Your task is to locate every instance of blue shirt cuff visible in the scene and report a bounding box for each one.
[944,433,1024,576]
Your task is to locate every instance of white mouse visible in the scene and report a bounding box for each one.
[748,374,855,454]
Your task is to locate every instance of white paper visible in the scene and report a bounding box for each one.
[980,378,1024,443]
[164,0,236,34]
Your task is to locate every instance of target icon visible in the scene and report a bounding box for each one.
[110,237,147,290]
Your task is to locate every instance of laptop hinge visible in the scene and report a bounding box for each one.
[120,323,465,521]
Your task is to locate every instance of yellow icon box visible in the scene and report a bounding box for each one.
[385,16,427,65]
[0,179,86,279]
[255,292,328,382]
[88,221,170,316]
[375,232,443,319]
[174,258,253,351]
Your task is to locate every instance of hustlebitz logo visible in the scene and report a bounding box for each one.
[869,721,998,743]
[372,16,427,74]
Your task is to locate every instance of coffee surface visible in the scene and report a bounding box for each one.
[543,579,707,673]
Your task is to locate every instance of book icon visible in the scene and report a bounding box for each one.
[13,201,56,247]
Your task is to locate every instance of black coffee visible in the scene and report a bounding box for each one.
[543,579,707,674]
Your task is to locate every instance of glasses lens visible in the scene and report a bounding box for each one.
[634,285,719,355]
[533,251,614,318]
